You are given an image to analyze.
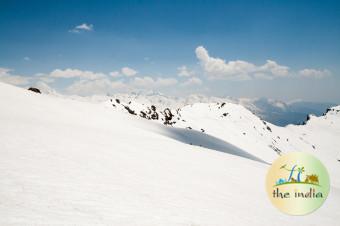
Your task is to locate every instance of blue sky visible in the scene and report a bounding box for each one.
[0,0,339,102]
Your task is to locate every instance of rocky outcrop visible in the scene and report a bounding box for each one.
[28,87,41,94]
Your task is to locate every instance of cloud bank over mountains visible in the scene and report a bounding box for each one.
[0,46,332,96]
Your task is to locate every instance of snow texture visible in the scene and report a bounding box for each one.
[0,82,339,225]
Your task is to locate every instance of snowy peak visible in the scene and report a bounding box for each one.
[105,94,340,180]
[106,98,181,125]
[325,105,340,116]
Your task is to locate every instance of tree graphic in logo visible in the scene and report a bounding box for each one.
[266,152,330,215]
[275,164,320,186]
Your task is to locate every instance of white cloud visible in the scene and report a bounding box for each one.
[24,56,30,61]
[50,69,105,80]
[181,77,202,86]
[131,76,178,89]
[121,67,137,77]
[110,67,138,78]
[110,71,121,78]
[65,75,178,96]
[0,68,30,86]
[66,78,126,96]
[76,23,93,31]
[2,67,178,95]
[34,73,55,83]
[0,68,11,75]
[0,75,29,86]
[40,77,55,83]
[33,81,56,94]
[109,67,138,78]
[258,60,289,77]
[59,65,177,95]
[69,23,93,33]
[195,46,290,80]
[0,68,58,88]
[177,65,195,77]
[298,69,331,79]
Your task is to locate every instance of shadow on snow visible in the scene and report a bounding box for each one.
[159,126,269,165]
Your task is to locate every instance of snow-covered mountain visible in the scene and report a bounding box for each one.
[103,92,335,126]
[31,84,335,126]
[1,82,339,225]
[107,95,340,186]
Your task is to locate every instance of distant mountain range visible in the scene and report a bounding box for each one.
[105,92,336,126]
[236,98,336,126]
[32,81,337,126]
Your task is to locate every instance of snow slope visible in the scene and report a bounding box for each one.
[0,82,339,225]
[108,97,340,188]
